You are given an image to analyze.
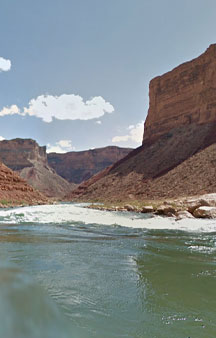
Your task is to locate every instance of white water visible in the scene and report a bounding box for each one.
[1,203,216,338]
[0,203,216,232]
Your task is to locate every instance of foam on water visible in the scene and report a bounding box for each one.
[0,203,216,232]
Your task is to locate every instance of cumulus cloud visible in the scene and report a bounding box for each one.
[46,139,75,153]
[96,120,102,125]
[0,105,21,117]
[0,136,5,141]
[112,121,144,144]
[0,94,114,122]
[24,94,114,122]
[0,57,11,72]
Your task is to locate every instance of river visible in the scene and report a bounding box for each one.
[0,203,215,338]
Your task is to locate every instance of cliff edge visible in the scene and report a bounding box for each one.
[144,44,216,143]
[0,139,73,198]
[66,44,216,202]
[48,146,132,184]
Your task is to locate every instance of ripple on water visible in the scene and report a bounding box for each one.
[0,203,216,338]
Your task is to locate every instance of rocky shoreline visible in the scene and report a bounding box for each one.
[0,199,53,209]
[86,193,216,220]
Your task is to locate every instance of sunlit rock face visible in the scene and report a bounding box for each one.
[0,138,72,198]
[66,44,216,202]
[0,161,47,206]
[48,146,132,184]
[143,44,216,143]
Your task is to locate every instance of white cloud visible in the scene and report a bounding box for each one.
[0,136,5,141]
[24,94,114,122]
[96,120,102,124]
[46,140,75,153]
[0,57,11,72]
[112,121,144,144]
[0,105,21,117]
[0,94,114,122]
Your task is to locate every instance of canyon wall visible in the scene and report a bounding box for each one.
[48,146,132,184]
[0,161,47,206]
[0,139,73,198]
[143,44,216,143]
[67,44,216,202]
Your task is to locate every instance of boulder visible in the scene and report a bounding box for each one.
[193,206,216,218]
[186,198,211,213]
[124,204,139,212]
[141,206,154,213]
[155,205,176,216]
[200,193,216,206]
[175,210,194,220]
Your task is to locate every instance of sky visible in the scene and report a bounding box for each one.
[0,0,216,152]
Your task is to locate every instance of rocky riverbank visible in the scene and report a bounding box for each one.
[86,193,216,220]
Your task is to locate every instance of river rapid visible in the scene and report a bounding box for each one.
[0,203,215,338]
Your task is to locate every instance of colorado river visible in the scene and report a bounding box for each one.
[0,203,215,337]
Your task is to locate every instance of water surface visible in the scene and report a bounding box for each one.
[0,203,215,338]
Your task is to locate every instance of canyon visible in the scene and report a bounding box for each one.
[0,140,131,199]
[1,44,216,206]
[47,146,132,184]
[66,44,216,202]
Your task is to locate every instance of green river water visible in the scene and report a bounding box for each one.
[0,203,215,338]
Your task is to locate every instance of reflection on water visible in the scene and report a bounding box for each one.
[0,203,216,337]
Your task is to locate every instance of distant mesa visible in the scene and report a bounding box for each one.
[66,44,216,201]
[47,146,132,184]
[0,138,132,198]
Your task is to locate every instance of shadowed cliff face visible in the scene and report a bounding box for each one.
[0,139,46,171]
[0,139,73,198]
[66,122,216,201]
[0,161,47,206]
[47,146,132,184]
[66,44,216,201]
[144,44,216,143]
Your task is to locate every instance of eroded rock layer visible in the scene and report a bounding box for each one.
[144,44,216,143]
[66,122,216,201]
[0,162,47,206]
[0,139,73,198]
[48,146,132,184]
[66,44,216,202]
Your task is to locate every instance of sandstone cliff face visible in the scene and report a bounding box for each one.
[0,161,47,206]
[144,44,216,143]
[48,146,132,184]
[66,44,216,202]
[0,139,73,198]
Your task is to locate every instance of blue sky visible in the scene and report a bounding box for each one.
[0,0,216,152]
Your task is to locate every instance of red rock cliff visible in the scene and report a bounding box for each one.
[66,43,216,202]
[0,139,73,198]
[143,44,216,143]
[0,161,47,206]
[48,146,132,184]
